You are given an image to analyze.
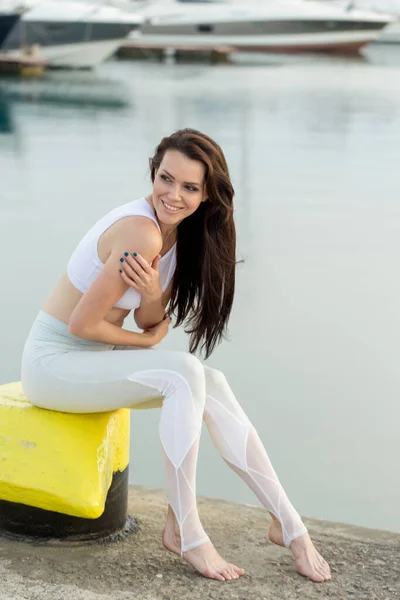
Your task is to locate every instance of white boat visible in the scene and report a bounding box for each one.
[2,1,143,69]
[128,0,393,54]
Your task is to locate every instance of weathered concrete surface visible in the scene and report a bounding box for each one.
[0,485,399,600]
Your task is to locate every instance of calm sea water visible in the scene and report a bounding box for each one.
[1,44,400,534]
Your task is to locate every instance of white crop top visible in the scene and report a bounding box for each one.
[67,197,176,310]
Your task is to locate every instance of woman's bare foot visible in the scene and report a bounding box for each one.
[162,505,245,581]
[268,515,331,583]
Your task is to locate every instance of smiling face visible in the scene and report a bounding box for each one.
[151,150,207,230]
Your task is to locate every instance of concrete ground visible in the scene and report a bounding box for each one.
[1,486,399,600]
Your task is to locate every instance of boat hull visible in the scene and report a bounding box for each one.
[131,16,388,53]
[130,27,385,53]
[4,38,126,68]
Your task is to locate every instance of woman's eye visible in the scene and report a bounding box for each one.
[160,175,197,192]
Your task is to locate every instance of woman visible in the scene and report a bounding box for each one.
[22,128,331,583]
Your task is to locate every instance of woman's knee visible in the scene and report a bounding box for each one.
[164,352,206,407]
[204,366,251,424]
[204,366,227,392]
[172,351,204,382]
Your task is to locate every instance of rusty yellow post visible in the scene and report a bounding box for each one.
[0,382,130,540]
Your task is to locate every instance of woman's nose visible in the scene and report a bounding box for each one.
[169,184,181,201]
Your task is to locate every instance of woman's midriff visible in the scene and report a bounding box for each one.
[41,271,130,328]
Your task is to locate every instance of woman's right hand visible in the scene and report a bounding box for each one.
[143,316,171,347]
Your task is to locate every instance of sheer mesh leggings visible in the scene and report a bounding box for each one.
[24,335,307,554]
[203,366,307,549]
[125,360,307,553]
[127,364,210,553]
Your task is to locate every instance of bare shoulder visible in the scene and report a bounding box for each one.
[113,215,161,246]
[100,215,162,263]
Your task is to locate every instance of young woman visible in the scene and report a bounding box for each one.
[22,128,331,583]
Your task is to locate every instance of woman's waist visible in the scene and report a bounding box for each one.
[24,310,115,353]
[42,272,131,325]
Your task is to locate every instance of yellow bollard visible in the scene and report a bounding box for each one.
[0,382,130,540]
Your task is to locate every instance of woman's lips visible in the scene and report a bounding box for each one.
[161,199,184,213]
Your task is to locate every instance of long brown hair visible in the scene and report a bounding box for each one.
[150,128,236,359]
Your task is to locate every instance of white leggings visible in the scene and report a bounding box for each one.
[22,311,307,554]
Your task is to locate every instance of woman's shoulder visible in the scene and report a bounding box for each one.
[107,213,162,255]
[112,212,160,238]
[102,196,144,217]
[103,197,159,232]
[93,197,163,263]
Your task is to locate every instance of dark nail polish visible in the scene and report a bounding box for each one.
[120,258,124,262]
[124,252,129,257]
[119,269,123,273]
[133,252,137,257]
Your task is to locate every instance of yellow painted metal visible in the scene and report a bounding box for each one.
[0,382,130,519]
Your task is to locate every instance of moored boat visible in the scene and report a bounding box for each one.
[2,1,143,69]
[128,0,393,54]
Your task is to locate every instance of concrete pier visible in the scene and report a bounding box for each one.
[1,486,399,600]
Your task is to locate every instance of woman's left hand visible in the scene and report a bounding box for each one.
[119,252,162,301]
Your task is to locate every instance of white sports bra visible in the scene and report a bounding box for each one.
[67,197,176,310]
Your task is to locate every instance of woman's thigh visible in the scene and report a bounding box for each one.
[22,347,201,414]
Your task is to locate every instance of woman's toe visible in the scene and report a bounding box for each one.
[228,565,239,579]
[204,567,225,581]
[220,569,232,580]
[318,558,331,579]
[233,564,245,576]
[323,566,332,580]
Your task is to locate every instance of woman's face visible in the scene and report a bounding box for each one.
[152,150,207,227]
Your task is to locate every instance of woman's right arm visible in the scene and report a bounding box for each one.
[68,223,167,347]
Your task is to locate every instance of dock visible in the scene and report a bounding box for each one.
[1,485,399,600]
[117,41,235,64]
[0,53,47,77]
